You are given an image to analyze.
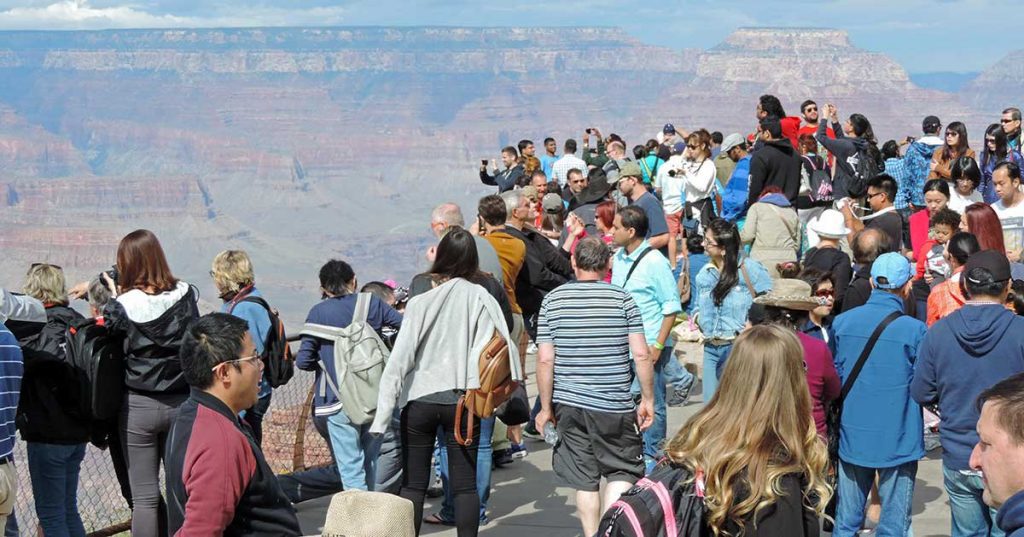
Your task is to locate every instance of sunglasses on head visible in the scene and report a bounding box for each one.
[31,262,62,271]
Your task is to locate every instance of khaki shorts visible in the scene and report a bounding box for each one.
[0,460,17,527]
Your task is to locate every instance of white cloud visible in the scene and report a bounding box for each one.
[0,0,347,29]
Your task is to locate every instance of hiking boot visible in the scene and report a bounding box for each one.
[667,375,695,407]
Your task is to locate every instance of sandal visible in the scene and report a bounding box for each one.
[423,512,455,526]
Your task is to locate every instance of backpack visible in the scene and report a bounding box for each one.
[597,461,709,537]
[802,155,834,202]
[847,146,881,198]
[454,330,517,446]
[65,318,125,423]
[228,293,294,388]
[300,293,389,425]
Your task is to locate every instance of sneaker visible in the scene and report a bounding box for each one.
[666,375,695,407]
[526,342,538,354]
[426,473,443,497]
[509,442,528,459]
[493,449,513,468]
[522,423,542,440]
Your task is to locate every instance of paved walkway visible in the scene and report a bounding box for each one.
[296,350,956,536]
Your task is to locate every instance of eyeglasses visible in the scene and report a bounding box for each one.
[702,237,719,247]
[815,289,834,298]
[866,192,885,200]
[211,351,263,372]
[31,262,62,271]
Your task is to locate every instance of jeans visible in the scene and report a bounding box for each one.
[121,391,187,537]
[702,343,733,403]
[631,347,668,470]
[835,459,917,537]
[439,417,494,522]
[943,464,1004,537]
[400,401,480,537]
[663,353,694,391]
[326,410,382,491]
[277,413,343,503]
[27,442,87,537]
[241,391,272,447]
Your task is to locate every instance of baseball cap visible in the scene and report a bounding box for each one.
[542,193,564,214]
[663,123,676,135]
[922,115,941,133]
[618,161,642,178]
[964,250,1012,283]
[870,252,912,289]
[672,142,686,155]
[720,133,745,153]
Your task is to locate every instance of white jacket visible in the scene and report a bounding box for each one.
[370,278,522,433]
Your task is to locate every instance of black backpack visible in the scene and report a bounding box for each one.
[848,146,881,198]
[802,155,834,203]
[65,318,125,423]
[229,295,295,389]
[597,461,709,537]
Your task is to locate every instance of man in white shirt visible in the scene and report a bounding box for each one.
[991,162,1024,260]
[551,139,588,188]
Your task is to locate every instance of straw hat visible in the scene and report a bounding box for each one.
[752,279,823,311]
[320,490,415,537]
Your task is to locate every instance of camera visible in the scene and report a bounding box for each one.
[667,169,678,178]
[101,265,118,284]
[481,159,488,166]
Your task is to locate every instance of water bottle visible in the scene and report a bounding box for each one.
[543,422,560,445]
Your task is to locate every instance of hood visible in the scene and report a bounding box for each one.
[950,304,1016,356]
[850,137,869,151]
[907,139,941,158]
[765,139,796,155]
[998,490,1024,534]
[759,193,791,207]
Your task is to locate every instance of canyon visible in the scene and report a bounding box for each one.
[0,26,1015,323]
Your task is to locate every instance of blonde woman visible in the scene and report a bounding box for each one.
[211,249,274,445]
[669,325,830,535]
[18,264,90,536]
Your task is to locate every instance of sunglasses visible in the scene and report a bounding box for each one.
[815,289,834,298]
[987,138,997,143]
[31,262,62,271]
[687,145,700,150]
[866,192,885,200]
[1002,118,1018,124]
[804,107,818,112]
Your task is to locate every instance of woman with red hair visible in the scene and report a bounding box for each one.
[960,203,1024,279]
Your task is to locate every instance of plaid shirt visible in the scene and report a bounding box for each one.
[887,157,916,210]
[551,154,588,187]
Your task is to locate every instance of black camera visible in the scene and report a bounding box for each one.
[101,265,119,284]
[667,169,678,178]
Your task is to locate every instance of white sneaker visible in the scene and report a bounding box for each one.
[526,342,538,354]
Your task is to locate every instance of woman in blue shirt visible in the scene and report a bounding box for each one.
[693,219,772,402]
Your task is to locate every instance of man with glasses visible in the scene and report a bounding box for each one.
[797,99,835,166]
[167,313,301,535]
[551,139,588,188]
[1003,108,1022,151]
[841,173,903,250]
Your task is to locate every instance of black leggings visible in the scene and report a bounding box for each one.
[400,400,479,537]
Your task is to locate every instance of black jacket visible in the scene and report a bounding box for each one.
[14,305,90,444]
[505,226,571,315]
[103,285,199,395]
[480,165,524,193]
[802,246,852,310]
[748,139,802,207]
[723,474,819,537]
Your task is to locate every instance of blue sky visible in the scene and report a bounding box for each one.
[0,0,1010,72]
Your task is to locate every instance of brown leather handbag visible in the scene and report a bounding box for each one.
[454,330,518,446]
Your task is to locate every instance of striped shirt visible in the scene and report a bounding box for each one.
[0,327,22,460]
[536,281,644,413]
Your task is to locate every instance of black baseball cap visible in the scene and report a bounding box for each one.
[923,116,941,133]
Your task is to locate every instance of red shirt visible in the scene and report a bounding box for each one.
[798,331,841,438]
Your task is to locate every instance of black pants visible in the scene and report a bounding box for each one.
[401,401,479,537]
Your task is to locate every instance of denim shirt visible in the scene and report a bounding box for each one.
[611,240,682,345]
[693,257,772,339]
[222,287,273,398]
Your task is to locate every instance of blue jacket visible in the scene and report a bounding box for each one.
[223,288,273,398]
[999,490,1024,537]
[295,294,403,415]
[912,304,1024,470]
[902,139,943,207]
[830,291,927,467]
[694,257,772,339]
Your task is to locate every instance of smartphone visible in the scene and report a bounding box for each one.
[586,128,594,135]
[481,159,488,166]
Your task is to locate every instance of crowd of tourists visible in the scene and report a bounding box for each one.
[3,95,1024,536]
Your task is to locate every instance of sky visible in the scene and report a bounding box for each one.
[0,0,1010,73]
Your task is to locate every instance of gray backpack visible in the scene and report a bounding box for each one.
[301,293,390,425]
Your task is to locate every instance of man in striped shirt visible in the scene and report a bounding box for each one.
[534,237,654,537]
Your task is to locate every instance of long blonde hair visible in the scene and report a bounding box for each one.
[666,325,831,535]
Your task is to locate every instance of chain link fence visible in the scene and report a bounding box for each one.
[11,370,331,536]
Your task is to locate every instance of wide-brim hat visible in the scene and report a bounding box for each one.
[575,175,614,205]
[321,490,415,537]
[753,278,823,311]
[808,209,851,239]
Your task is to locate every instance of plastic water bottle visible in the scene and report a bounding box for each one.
[543,422,560,445]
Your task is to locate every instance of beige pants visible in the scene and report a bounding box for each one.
[0,461,17,529]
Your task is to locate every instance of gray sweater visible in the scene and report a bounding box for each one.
[370,278,522,433]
